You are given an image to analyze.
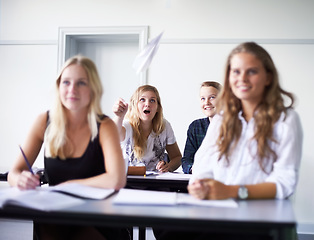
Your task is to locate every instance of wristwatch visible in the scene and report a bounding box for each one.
[238,185,249,200]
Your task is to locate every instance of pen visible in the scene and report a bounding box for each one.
[145,172,157,177]
[19,145,34,175]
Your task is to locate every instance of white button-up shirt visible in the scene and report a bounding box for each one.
[190,108,303,199]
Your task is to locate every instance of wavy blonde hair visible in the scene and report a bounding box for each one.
[45,55,103,159]
[126,85,165,160]
[216,42,294,171]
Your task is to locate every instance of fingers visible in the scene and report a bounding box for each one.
[156,161,169,172]
[188,179,230,200]
[113,98,128,117]
[17,171,40,190]
[188,179,210,200]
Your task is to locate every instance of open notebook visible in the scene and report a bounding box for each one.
[113,189,238,208]
[0,183,115,211]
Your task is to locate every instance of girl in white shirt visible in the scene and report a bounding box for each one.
[188,42,303,200]
[113,85,182,172]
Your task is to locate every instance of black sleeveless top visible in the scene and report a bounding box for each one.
[44,114,107,186]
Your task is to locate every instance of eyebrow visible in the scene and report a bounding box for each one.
[200,94,216,97]
[140,96,156,99]
[60,77,88,81]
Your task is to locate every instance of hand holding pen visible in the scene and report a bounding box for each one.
[17,145,40,190]
[156,160,169,172]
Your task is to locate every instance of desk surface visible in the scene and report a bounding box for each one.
[0,190,296,239]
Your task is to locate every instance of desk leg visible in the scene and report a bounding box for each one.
[138,227,146,240]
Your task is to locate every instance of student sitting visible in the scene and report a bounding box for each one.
[112,85,182,173]
[8,55,129,240]
[189,42,303,201]
[181,81,221,174]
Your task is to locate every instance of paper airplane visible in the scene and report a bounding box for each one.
[133,31,164,74]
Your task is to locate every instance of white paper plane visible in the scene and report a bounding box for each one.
[133,31,164,74]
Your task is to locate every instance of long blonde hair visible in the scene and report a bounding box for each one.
[45,55,103,159]
[126,85,165,160]
[216,42,294,171]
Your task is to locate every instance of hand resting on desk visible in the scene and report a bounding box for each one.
[188,179,234,200]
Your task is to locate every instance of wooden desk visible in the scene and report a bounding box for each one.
[126,173,190,193]
[0,192,297,240]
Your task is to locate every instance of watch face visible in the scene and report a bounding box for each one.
[238,186,248,199]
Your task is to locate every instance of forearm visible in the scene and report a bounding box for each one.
[209,182,277,200]
[113,116,125,141]
[168,156,182,172]
[66,172,126,190]
[189,179,277,200]
[244,182,276,199]
[166,142,182,172]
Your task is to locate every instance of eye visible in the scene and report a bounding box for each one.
[139,98,145,102]
[210,96,216,100]
[78,80,88,86]
[150,99,156,103]
[248,69,258,75]
[200,97,205,101]
[231,69,240,75]
[61,79,70,85]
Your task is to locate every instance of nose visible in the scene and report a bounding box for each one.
[239,72,248,82]
[69,82,77,92]
[206,98,213,105]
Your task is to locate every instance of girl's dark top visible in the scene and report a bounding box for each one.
[44,114,107,186]
[39,114,130,240]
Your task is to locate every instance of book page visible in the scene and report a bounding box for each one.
[113,188,177,205]
[113,189,238,208]
[177,193,238,208]
[44,183,116,200]
[0,187,84,211]
[156,172,191,180]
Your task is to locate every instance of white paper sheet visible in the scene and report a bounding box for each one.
[0,183,116,211]
[156,172,192,180]
[132,31,164,74]
[0,188,84,211]
[113,189,238,208]
[43,183,115,200]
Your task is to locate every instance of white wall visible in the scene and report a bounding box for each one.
[1,0,314,228]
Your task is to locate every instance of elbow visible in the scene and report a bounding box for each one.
[112,175,127,191]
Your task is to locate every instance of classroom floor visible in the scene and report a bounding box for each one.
[0,219,33,240]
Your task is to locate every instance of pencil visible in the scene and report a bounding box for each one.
[19,145,34,174]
